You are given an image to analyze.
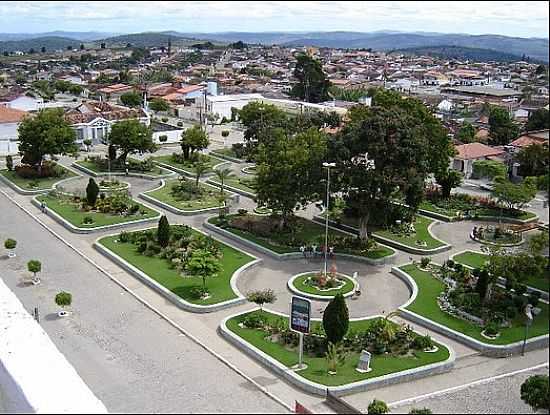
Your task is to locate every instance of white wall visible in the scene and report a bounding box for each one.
[153,129,184,144]
[0,122,19,156]
[0,279,107,413]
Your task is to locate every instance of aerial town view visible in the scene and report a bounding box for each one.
[0,1,549,414]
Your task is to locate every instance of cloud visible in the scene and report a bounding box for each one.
[0,1,547,37]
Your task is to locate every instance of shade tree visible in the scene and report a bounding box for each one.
[107,119,157,164]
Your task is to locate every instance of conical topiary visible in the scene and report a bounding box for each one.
[322,293,349,345]
[157,215,170,248]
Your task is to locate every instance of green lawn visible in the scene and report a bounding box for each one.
[99,230,254,305]
[209,215,394,260]
[400,264,549,345]
[227,310,450,386]
[209,176,257,195]
[374,216,446,249]
[1,167,77,191]
[144,180,223,212]
[37,195,159,228]
[152,154,222,175]
[293,273,355,297]
[211,148,243,161]
[453,251,549,293]
[75,159,167,177]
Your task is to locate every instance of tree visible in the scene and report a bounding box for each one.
[367,399,389,414]
[120,91,142,108]
[4,238,16,250]
[472,160,507,180]
[525,108,549,132]
[238,102,288,155]
[80,43,85,50]
[521,375,549,411]
[435,169,463,198]
[488,106,519,146]
[325,342,346,374]
[108,119,157,164]
[186,249,222,292]
[194,160,209,187]
[246,289,276,312]
[516,143,549,177]
[290,53,331,103]
[214,167,235,194]
[100,42,106,49]
[528,231,549,256]
[86,178,100,206]
[55,291,72,308]
[181,125,209,160]
[322,293,349,345]
[17,108,77,173]
[456,122,476,143]
[27,260,41,281]
[41,46,46,53]
[157,215,170,248]
[492,176,537,211]
[149,98,170,112]
[255,128,327,230]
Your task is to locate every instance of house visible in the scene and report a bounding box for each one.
[2,95,66,112]
[97,84,134,101]
[0,105,28,155]
[509,129,549,152]
[64,101,149,145]
[452,142,506,178]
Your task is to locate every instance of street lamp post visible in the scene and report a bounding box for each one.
[323,162,336,277]
[521,304,540,356]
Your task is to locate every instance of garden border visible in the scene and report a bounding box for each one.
[153,157,231,179]
[450,250,549,301]
[391,265,550,357]
[209,150,245,164]
[287,272,359,301]
[0,167,81,195]
[31,196,162,234]
[206,179,256,199]
[469,231,524,247]
[219,308,455,397]
[312,215,452,255]
[93,226,262,313]
[203,217,397,265]
[71,161,175,181]
[139,179,239,216]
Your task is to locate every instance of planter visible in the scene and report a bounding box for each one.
[480,330,500,340]
[7,251,16,258]
[57,310,69,318]
[424,346,439,353]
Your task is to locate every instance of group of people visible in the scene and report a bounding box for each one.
[299,244,335,259]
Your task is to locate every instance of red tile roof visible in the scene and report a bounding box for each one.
[0,105,28,123]
[64,101,146,124]
[455,142,505,160]
[510,130,549,148]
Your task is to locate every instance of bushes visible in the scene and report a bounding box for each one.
[157,215,171,248]
[86,178,100,206]
[5,155,13,171]
[521,375,549,411]
[14,161,65,179]
[368,399,389,414]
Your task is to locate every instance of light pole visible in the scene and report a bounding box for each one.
[323,162,336,277]
[522,304,540,356]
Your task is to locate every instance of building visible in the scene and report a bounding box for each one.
[0,106,27,155]
[452,142,506,178]
[64,101,149,145]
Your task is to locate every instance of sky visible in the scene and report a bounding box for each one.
[0,1,548,38]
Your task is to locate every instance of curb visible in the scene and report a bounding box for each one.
[286,272,359,301]
[206,179,256,199]
[0,168,81,195]
[72,162,175,181]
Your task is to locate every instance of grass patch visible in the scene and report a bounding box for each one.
[209,176,257,195]
[374,216,445,249]
[209,214,394,260]
[152,154,222,175]
[75,159,167,177]
[145,180,223,212]
[211,148,243,161]
[1,167,76,190]
[98,230,254,305]
[401,264,549,344]
[227,310,450,386]
[420,200,536,221]
[37,194,158,228]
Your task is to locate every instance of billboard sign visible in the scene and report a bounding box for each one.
[290,296,311,334]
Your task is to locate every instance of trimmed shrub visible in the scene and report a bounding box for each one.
[86,178,100,206]
[368,399,389,414]
[157,215,170,248]
[521,375,549,411]
[323,293,349,345]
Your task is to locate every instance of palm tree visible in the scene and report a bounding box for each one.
[186,248,222,292]
[194,161,209,188]
[214,167,235,194]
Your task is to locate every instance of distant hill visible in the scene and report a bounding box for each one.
[181,31,549,62]
[392,45,530,63]
[98,32,199,48]
[0,36,82,53]
[0,31,117,42]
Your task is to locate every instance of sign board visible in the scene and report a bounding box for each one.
[290,296,311,334]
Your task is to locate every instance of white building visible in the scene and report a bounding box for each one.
[200,93,264,123]
[0,105,27,156]
[4,95,67,112]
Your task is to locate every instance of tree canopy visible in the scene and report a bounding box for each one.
[516,143,549,178]
[488,106,519,146]
[525,108,549,132]
[290,53,331,103]
[120,91,142,108]
[108,119,157,163]
[180,125,209,160]
[17,108,77,170]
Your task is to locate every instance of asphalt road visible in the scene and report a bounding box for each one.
[0,193,286,414]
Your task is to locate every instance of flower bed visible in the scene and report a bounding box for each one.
[37,191,158,228]
[226,310,450,387]
[98,226,254,305]
[291,272,356,298]
[76,156,167,177]
[373,216,445,250]
[400,264,549,345]
[208,213,394,260]
[143,178,224,212]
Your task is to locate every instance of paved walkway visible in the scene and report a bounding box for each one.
[1,153,548,413]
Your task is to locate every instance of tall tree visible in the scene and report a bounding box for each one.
[525,108,550,132]
[214,167,235,194]
[435,170,463,198]
[180,125,209,160]
[157,215,170,248]
[290,53,331,103]
[17,108,77,173]
[238,102,288,154]
[456,122,476,143]
[108,119,157,164]
[492,176,537,211]
[322,293,349,345]
[120,91,142,108]
[86,178,100,206]
[255,128,327,230]
[488,106,519,146]
[516,143,549,177]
